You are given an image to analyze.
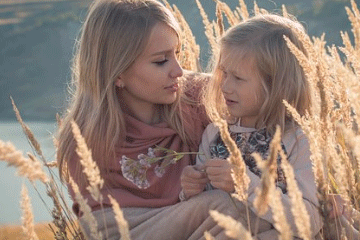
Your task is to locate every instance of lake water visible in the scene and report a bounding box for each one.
[0,121,72,225]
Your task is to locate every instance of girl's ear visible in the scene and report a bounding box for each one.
[115,77,125,88]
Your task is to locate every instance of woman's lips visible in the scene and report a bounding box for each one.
[164,83,179,92]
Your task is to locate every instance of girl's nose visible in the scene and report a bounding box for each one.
[221,76,232,94]
[170,59,183,78]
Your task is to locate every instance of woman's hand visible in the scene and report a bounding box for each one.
[180,165,209,199]
[204,159,235,193]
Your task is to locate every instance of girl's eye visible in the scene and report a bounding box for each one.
[221,69,227,77]
[154,59,168,66]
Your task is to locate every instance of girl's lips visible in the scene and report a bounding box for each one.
[164,83,179,92]
[225,99,238,106]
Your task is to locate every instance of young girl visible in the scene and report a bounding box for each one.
[181,14,323,239]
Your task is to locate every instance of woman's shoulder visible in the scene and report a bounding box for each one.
[182,70,211,101]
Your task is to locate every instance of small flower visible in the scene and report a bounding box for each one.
[154,165,166,178]
[147,147,156,158]
[139,159,151,168]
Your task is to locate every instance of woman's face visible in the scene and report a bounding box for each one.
[118,22,183,123]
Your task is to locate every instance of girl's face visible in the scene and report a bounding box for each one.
[118,22,183,123]
[220,46,265,128]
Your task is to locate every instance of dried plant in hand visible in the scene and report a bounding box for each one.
[120,146,199,189]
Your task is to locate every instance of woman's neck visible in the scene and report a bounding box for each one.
[122,103,162,125]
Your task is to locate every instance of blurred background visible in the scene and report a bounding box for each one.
[0,0,352,225]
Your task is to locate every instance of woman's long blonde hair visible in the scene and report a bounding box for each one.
[57,0,190,181]
[204,14,311,135]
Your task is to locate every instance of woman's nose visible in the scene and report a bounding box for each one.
[170,59,183,78]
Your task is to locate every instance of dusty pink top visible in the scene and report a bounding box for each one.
[70,76,209,215]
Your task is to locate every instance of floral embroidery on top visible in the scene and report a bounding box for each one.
[120,146,199,189]
[210,128,288,193]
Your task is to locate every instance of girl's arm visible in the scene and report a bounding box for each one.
[247,127,323,239]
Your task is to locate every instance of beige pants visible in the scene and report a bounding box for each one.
[80,190,273,240]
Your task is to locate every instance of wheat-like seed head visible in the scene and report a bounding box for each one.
[209,210,253,239]
[70,120,104,203]
[0,140,48,183]
[280,150,312,240]
[108,195,131,240]
[213,114,249,201]
[68,176,102,240]
[21,184,39,240]
[204,231,215,240]
[237,0,249,20]
[195,0,218,54]
[252,126,282,216]
[11,97,44,159]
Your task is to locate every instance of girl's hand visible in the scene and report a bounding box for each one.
[180,165,209,199]
[204,159,235,193]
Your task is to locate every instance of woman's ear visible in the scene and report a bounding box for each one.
[115,77,125,88]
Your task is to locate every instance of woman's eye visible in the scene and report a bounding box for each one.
[154,59,168,66]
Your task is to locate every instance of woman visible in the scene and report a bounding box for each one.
[57,0,245,239]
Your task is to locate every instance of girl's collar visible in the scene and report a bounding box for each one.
[229,118,257,133]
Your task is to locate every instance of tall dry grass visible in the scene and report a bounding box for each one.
[1,0,360,239]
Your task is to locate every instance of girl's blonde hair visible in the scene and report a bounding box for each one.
[204,14,311,135]
[57,0,190,182]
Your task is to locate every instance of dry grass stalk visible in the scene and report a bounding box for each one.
[70,120,104,202]
[0,140,48,183]
[253,1,260,16]
[217,0,238,26]
[345,0,360,49]
[170,3,200,71]
[21,184,39,240]
[204,231,215,240]
[280,150,312,240]
[47,181,69,240]
[216,2,224,37]
[340,31,360,80]
[195,0,217,54]
[253,126,282,216]
[108,195,131,240]
[209,210,253,239]
[45,161,58,168]
[252,126,293,240]
[68,176,102,240]
[282,4,289,18]
[10,97,44,159]
[283,36,316,87]
[213,114,249,201]
[336,125,357,201]
[270,188,293,240]
[237,0,249,20]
